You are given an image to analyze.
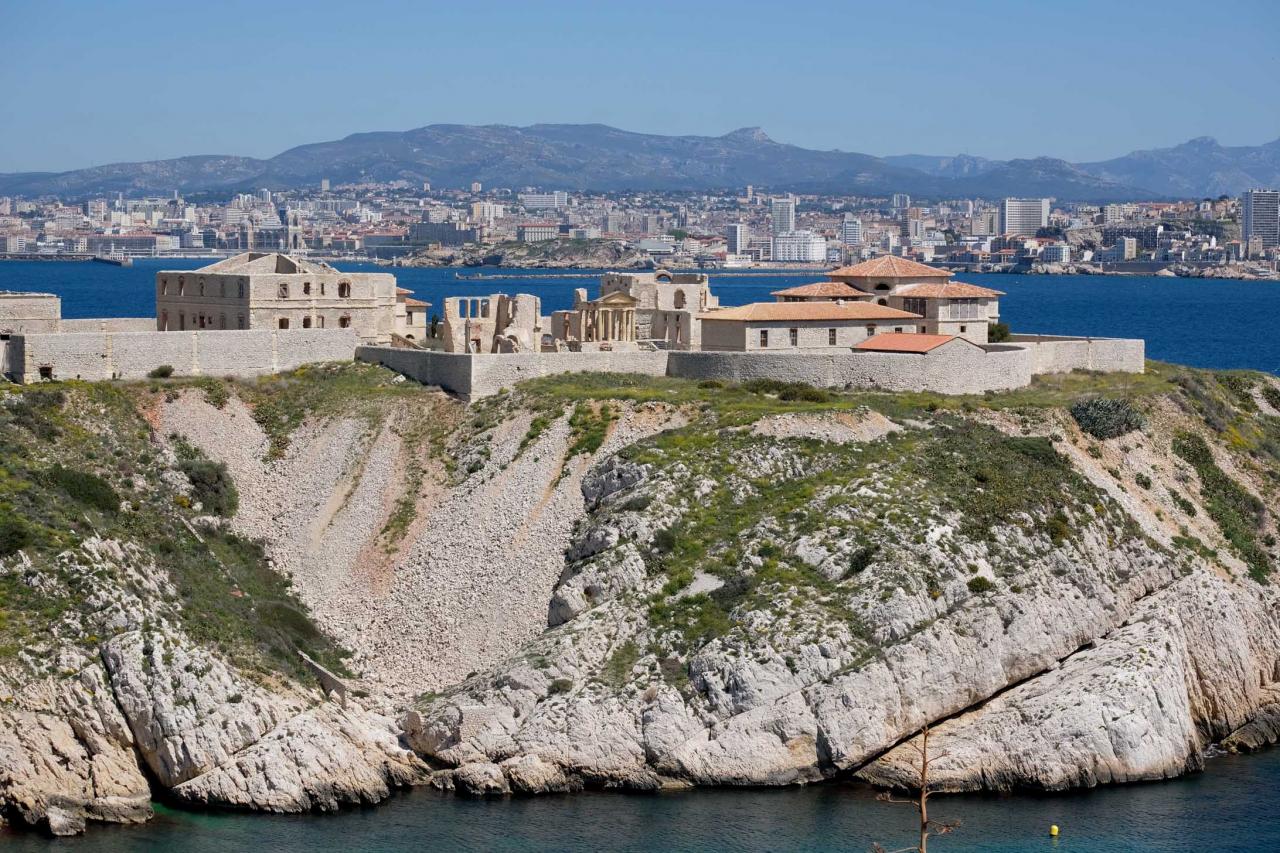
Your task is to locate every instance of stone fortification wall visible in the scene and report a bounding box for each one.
[7,328,357,383]
[358,342,1031,399]
[60,317,157,333]
[668,341,1032,395]
[1008,335,1145,374]
[356,347,669,401]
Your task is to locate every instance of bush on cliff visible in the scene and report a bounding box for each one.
[1070,398,1145,440]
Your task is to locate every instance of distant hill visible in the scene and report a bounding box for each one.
[1076,136,1280,199]
[2,123,1274,201]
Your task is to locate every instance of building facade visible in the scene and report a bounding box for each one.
[1242,189,1280,251]
[155,252,425,345]
[772,230,827,262]
[771,197,796,235]
[999,198,1050,236]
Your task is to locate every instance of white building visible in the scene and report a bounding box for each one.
[1040,243,1072,263]
[891,193,911,211]
[771,197,796,235]
[520,191,569,211]
[1242,189,1280,251]
[999,198,1050,236]
[771,230,827,262]
[471,201,505,225]
[726,223,750,255]
[840,215,863,246]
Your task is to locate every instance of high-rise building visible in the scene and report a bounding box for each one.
[726,223,750,254]
[891,193,911,211]
[1242,189,1280,252]
[999,198,1050,235]
[840,214,862,246]
[470,182,483,193]
[771,197,796,235]
[320,178,330,192]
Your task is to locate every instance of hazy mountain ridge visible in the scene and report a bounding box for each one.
[1,124,1276,200]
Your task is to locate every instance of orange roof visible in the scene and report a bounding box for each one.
[828,255,952,279]
[769,281,869,298]
[699,302,921,322]
[854,333,958,353]
[401,297,430,307]
[896,281,1004,298]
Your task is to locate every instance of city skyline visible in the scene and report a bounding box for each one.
[2,0,1278,172]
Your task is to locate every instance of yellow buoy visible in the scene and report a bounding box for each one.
[1050,825,1060,837]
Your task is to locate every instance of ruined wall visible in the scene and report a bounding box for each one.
[1008,335,1145,374]
[8,329,357,383]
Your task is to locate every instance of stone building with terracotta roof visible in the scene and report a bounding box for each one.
[698,301,924,352]
[825,256,1003,342]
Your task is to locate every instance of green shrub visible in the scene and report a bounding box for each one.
[603,640,640,688]
[967,576,995,593]
[1070,398,1145,440]
[548,677,573,695]
[179,458,239,517]
[0,515,32,557]
[1168,488,1197,517]
[1046,511,1071,544]
[39,465,119,513]
[697,379,725,389]
[1263,384,1280,412]
[988,322,1011,343]
[148,365,175,379]
[1135,472,1152,489]
[8,390,64,440]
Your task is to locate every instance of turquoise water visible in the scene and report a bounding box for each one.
[0,259,1276,374]
[2,258,1279,847]
[4,750,1280,851]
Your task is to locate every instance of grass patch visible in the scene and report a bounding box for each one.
[1172,431,1271,582]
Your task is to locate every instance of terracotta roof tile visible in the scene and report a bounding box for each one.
[895,281,1004,298]
[769,281,868,298]
[699,302,921,322]
[828,256,952,279]
[854,333,959,353]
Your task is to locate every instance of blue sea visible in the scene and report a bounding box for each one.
[1,258,1279,850]
[0,258,1276,374]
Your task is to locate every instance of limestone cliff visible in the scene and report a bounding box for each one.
[5,361,1280,835]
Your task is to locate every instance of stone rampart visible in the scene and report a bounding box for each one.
[7,328,357,383]
[60,317,157,333]
[1008,334,1145,374]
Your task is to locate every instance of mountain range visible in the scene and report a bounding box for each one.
[1,124,1278,201]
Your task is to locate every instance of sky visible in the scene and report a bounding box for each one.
[2,0,1278,173]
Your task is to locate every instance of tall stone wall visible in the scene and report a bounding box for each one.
[60,317,157,333]
[668,342,1032,395]
[8,328,357,383]
[1008,335,1145,374]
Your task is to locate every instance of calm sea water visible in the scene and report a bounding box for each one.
[2,257,1278,849]
[4,750,1280,852]
[0,258,1276,374]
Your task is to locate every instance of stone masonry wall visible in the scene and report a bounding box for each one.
[61,318,158,333]
[8,328,357,383]
[1009,334,1145,374]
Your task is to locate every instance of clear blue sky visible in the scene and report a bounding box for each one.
[3,0,1277,173]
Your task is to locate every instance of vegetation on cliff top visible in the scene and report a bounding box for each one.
[0,381,347,679]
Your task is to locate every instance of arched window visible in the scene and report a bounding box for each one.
[875,283,890,291]
[278,282,289,299]
[160,278,168,296]
[877,298,888,306]
[303,282,311,296]
[316,316,324,328]
[160,310,168,330]
[198,277,205,296]
[178,276,185,296]
[219,313,227,329]
[279,318,290,330]
[674,290,686,309]
[338,315,351,328]
[338,281,351,298]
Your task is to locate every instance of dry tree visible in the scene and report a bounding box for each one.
[871,724,960,853]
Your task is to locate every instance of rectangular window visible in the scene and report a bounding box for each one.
[902,297,927,317]
[789,328,798,347]
[759,329,768,348]
[828,328,837,346]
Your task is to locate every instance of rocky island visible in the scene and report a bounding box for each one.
[394,238,654,269]
[2,361,1280,834]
